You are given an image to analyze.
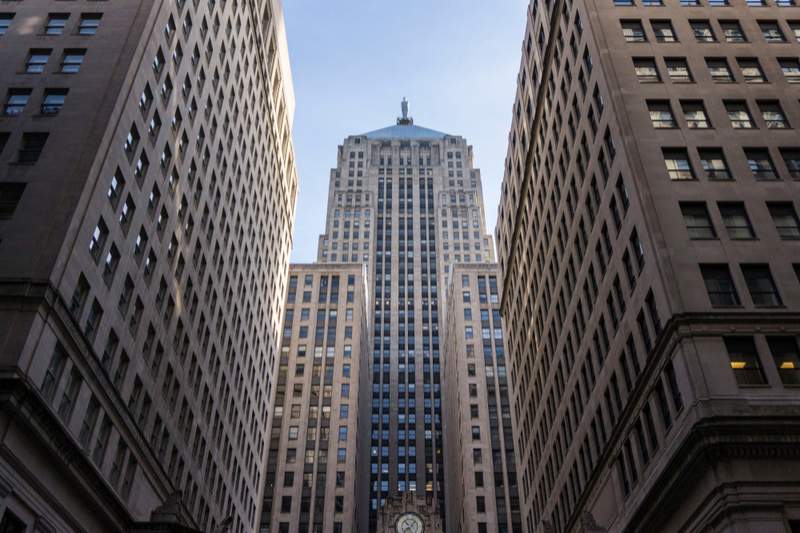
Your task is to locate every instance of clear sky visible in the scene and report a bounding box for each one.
[283,0,529,262]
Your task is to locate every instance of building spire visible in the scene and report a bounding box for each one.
[397,97,413,125]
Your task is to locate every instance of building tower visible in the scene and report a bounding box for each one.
[316,101,495,526]
[496,0,800,531]
[442,263,521,533]
[260,263,372,533]
[0,1,297,532]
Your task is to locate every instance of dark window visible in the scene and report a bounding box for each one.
[666,57,693,82]
[725,337,767,385]
[700,264,740,306]
[0,183,26,220]
[680,202,717,239]
[768,202,800,239]
[718,202,755,239]
[741,264,782,306]
[18,132,48,163]
[699,148,731,180]
[745,148,777,179]
[0,510,26,533]
[780,148,800,179]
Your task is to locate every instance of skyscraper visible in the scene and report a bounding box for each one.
[260,263,372,533]
[316,100,495,526]
[496,0,800,531]
[0,1,297,532]
[442,263,521,533]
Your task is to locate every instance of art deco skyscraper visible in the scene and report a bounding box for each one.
[496,0,800,531]
[316,100,495,527]
[0,2,297,532]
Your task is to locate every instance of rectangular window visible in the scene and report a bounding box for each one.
[647,100,676,128]
[666,57,693,82]
[767,202,800,239]
[4,89,31,116]
[681,100,712,128]
[622,20,647,42]
[698,148,731,180]
[663,148,695,180]
[718,202,755,239]
[18,132,49,163]
[745,148,777,180]
[78,13,102,35]
[758,101,790,129]
[680,202,717,239]
[726,101,756,129]
[0,183,26,221]
[737,58,766,82]
[721,20,747,42]
[706,58,734,82]
[780,148,800,179]
[651,20,677,42]
[767,337,800,385]
[741,264,782,306]
[0,13,13,36]
[61,49,86,73]
[691,20,716,42]
[42,89,68,115]
[759,20,786,42]
[45,13,69,35]
[700,264,740,306]
[26,49,51,73]
[779,58,800,83]
[725,337,767,385]
[634,57,660,82]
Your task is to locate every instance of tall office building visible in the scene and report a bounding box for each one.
[496,0,800,531]
[316,100,495,526]
[0,1,296,532]
[260,263,371,533]
[442,264,521,533]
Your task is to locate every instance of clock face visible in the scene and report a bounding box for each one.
[396,512,423,533]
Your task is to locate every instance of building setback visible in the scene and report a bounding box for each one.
[315,101,496,527]
[495,0,800,531]
[442,263,521,533]
[0,1,297,532]
[260,263,372,533]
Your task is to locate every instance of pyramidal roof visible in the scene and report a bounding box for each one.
[361,98,449,140]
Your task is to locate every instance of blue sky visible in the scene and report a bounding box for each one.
[283,0,529,262]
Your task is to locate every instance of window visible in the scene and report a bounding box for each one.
[0,183,26,221]
[26,49,51,73]
[622,20,647,42]
[471,426,481,440]
[781,148,800,179]
[737,58,766,83]
[790,21,800,41]
[758,101,789,129]
[767,337,800,385]
[706,58,734,82]
[745,148,777,179]
[61,49,86,73]
[701,264,740,306]
[634,57,660,82]
[666,58,692,82]
[18,132,48,163]
[652,20,677,42]
[718,202,756,239]
[725,101,755,129]
[0,14,14,36]
[0,510,26,533]
[78,14,102,35]
[680,202,717,239]
[741,264,782,306]
[699,148,731,180]
[780,58,800,83]
[721,20,747,42]
[691,20,716,42]
[768,202,800,239]
[42,89,68,115]
[4,89,31,116]
[725,337,767,385]
[45,13,69,35]
[647,100,676,128]
[681,100,711,128]
[759,20,786,42]
[663,148,695,180]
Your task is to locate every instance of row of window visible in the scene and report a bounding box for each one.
[622,18,800,44]
[3,88,69,117]
[701,262,798,307]
[662,145,799,181]
[615,0,797,7]
[681,200,800,241]
[0,12,101,37]
[633,55,800,84]
[647,98,795,130]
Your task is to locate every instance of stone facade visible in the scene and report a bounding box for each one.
[495,0,800,532]
[376,492,445,533]
[0,1,297,532]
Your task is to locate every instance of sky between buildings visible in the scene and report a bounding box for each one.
[283,0,529,262]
